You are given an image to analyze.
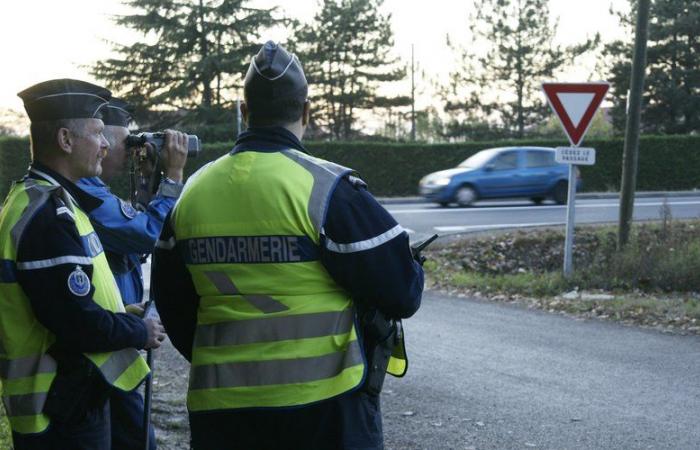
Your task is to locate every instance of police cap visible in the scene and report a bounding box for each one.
[17,78,111,123]
[101,98,133,128]
[244,41,308,103]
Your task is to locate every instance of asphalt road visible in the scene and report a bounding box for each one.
[385,195,700,240]
[381,292,700,450]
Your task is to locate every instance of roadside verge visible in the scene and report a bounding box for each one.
[423,221,700,335]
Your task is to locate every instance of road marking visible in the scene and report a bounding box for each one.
[623,201,700,207]
[434,222,564,232]
[388,200,700,214]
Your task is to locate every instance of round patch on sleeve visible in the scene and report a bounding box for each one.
[119,199,137,219]
[67,265,91,297]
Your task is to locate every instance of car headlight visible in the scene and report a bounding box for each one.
[433,177,451,186]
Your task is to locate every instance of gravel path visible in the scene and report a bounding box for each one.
[148,340,190,449]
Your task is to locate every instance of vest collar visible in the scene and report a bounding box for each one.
[28,162,103,212]
[231,126,308,155]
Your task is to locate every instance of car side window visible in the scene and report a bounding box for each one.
[525,151,555,168]
[492,152,518,170]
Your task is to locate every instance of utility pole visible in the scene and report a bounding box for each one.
[236,97,242,137]
[411,44,416,141]
[618,0,651,249]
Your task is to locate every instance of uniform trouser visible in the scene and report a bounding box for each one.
[189,389,384,450]
[111,387,156,450]
[11,401,111,450]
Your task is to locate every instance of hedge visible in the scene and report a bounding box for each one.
[0,137,31,199]
[1,135,699,199]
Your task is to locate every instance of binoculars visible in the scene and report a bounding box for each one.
[125,132,201,158]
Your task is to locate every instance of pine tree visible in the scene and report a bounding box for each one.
[91,0,283,114]
[293,0,407,139]
[605,0,700,134]
[442,0,597,139]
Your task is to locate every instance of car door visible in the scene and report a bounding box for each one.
[522,150,558,194]
[477,150,523,197]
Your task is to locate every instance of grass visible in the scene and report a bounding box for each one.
[0,400,10,449]
[450,270,569,298]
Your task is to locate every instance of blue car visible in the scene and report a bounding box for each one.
[418,147,580,207]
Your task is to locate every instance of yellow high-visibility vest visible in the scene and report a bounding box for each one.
[171,149,366,411]
[0,178,149,434]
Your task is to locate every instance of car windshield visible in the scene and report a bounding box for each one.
[458,149,498,168]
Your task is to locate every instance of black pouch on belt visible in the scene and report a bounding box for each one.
[361,308,396,396]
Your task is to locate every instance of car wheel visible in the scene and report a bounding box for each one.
[437,201,450,207]
[531,197,544,205]
[455,186,476,207]
[553,182,568,204]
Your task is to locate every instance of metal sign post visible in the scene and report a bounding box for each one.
[543,82,609,276]
[556,147,596,275]
[564,163,576,275]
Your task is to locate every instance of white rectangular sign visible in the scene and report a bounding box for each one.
[555,147,596,165]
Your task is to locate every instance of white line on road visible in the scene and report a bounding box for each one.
[434,222,564,232]
[388,200,700,214]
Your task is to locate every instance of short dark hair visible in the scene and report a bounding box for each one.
[245,94,307,127]
[29,119,87,159]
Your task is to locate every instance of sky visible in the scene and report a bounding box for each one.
[0,0,629,128]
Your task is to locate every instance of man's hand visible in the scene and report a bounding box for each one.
[144,317,167,349]
[160,129,188,183]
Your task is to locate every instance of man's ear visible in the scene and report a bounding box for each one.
[302,101,310,127]
[57,127,73,154]
[240,102,249,126]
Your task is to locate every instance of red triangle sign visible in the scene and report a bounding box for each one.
[542,82,610,146]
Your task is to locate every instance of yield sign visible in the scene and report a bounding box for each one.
[542,82,610,146]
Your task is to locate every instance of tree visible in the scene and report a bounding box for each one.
[379,106,444,142]
[605,0,700,134]
[532,109,614,140]
[438,35,497,141]
[442,0,598,139]
[91,0,284,114]
[293,0,407,139]
[0,109,29,137]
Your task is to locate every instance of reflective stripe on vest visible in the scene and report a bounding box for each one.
[0,354,56,380]
[0,353,56,422]
[0,179,149,434]
[194,308,354,347]
[190,339,363,390]
[4,392,48,417]
[279,150,349,232]
[172,150,366,412]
